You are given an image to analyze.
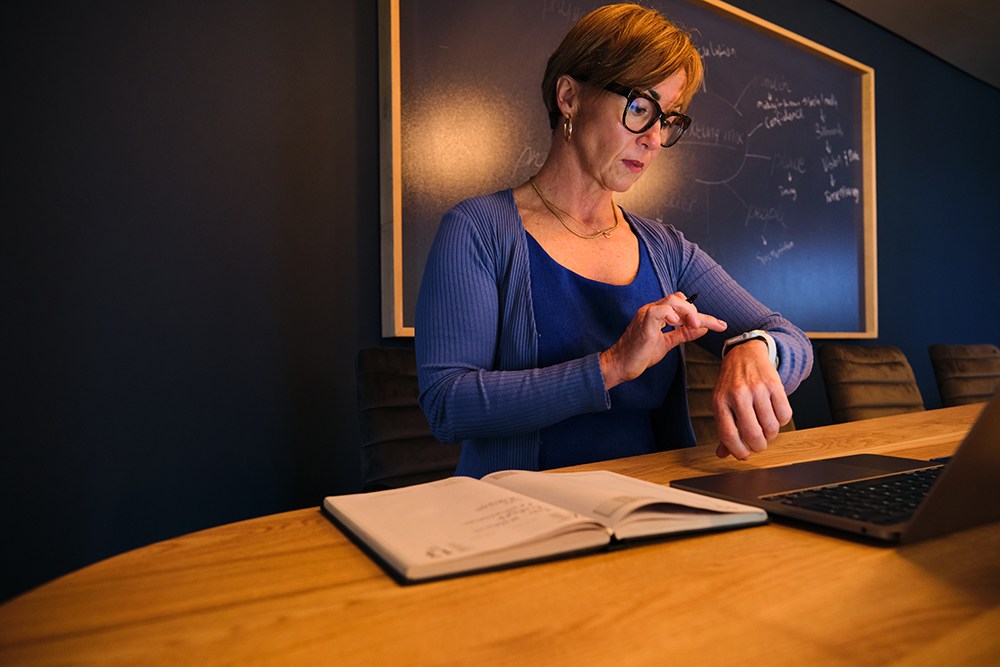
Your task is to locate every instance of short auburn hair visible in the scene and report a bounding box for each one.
[542,3,703,128]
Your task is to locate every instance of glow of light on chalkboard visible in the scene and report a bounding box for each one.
[617,153,687,221]
[404,85,521,199]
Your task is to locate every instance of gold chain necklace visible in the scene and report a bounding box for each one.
[529,177,619,239]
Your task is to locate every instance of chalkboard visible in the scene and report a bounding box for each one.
[379,0,876,337]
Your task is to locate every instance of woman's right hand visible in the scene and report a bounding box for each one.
[599,292,727,390]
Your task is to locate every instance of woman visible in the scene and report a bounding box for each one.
[415,3,813,478]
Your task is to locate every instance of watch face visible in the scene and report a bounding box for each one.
[726,332,753,345]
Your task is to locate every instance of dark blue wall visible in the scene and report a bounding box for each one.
[5,0,998,600]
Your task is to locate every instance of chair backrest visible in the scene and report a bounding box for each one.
[684,344,723,445]
[356,347,458,491]
[818,344,924,423]
[683,343,794,444]
[928,343,1000,407]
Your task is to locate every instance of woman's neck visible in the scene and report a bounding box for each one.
[530,160,614,227]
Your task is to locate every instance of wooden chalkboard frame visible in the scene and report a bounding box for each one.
[379,0,876,338]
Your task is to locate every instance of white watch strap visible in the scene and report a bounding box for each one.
[722,330,778,369]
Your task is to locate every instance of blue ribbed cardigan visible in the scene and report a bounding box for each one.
[415,190,813,477]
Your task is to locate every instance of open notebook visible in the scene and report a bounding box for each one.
[323,469,766,583]
[671,393,1000,543]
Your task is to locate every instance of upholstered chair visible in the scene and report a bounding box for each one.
[928,343,1000,407]
[356,347,458,491]
[818,344,924,423]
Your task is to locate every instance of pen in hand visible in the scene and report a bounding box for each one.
[672,293,700,329]
[682,292,714,330]
[684,292,726,331]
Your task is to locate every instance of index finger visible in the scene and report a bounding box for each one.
[646,294,695,327]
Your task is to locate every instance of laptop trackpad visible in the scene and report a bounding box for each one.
[675,454,926,499]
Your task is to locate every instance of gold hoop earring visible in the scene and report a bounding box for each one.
[563,115,573,142]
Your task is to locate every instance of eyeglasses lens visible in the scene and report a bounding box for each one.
[623,96,688,147]
[660,117,688,148]
[623,97,656,133]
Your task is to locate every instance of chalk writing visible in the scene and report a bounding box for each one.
[770,154,807,175]
[756,241,796,265]
[745,204,784,226]
[686,124,744,147]
[758,76,792,93]
[512,144,545,176]
[541,0,584,24]
[662,194,698,213]
[815,122,845,138]
[763,107,805,129]
[756,93,838,111]
[698,42,737,58]
[779,185,797,201]
[824,186,860,204]
[821,148,861,173]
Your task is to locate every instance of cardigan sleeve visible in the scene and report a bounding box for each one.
[415,201,610,444]
[661,223,813,394]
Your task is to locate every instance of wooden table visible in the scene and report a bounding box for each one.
[2,404,998,665]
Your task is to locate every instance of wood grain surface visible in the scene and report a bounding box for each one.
[2,404,997,666]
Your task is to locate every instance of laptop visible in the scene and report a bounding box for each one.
[671,392,1000,543]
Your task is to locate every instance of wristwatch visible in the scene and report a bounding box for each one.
[722,330,779,369]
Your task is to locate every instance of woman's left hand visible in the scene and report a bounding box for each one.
[712,340,793,460]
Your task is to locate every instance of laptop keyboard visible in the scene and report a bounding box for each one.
[765,466,944,525]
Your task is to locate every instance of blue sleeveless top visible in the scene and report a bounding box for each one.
[527,231,678,468]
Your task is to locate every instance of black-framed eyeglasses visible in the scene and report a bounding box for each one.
[604,82,691,148]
